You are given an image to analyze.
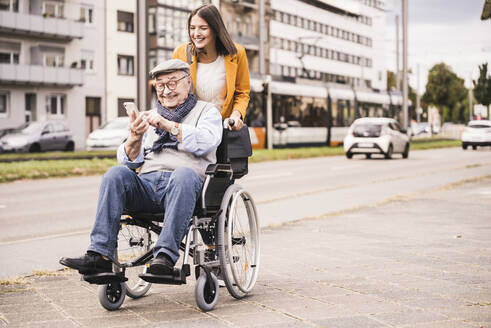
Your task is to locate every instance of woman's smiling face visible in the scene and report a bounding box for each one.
[189,15,215,50]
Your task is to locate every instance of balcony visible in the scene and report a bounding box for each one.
[0,11,83,41]
[0,64,84,88]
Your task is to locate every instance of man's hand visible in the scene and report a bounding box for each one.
[145,111,168,130]
[125,111,149,161]
[144,111,182,141]
[129,110,149,137]
[229,110,244,130]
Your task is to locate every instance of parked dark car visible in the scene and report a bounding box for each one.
[0,120,75,153]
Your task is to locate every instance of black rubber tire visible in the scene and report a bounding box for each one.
[384,144,393,159]
[217,184,260,300]
[29,143,41,153]
[365,154,371,159]
[472,145,477,150]
[346,152,353,159]
[98,282,126,311]
[462,143,467,150]
[195,272,219,312]
[64,141,75,151]
[402,143,409,159]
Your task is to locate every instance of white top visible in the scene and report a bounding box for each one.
[195,56,226,111]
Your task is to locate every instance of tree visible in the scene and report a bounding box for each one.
[422,63,467,123]
[387,70,417,119]
[386,70,397,90]
[473,62,491,107]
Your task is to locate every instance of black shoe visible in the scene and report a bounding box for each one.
[147,253,174,276]
[60,251,112,275]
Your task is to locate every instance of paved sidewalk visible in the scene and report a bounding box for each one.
[1,178,490,328]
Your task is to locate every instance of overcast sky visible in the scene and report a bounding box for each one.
[384,0,491,94]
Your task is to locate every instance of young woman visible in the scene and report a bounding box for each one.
[172,4,250,131]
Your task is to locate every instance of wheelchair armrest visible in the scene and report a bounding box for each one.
[205,163,233,178]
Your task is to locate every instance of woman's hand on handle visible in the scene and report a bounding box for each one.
[229,110,243,131]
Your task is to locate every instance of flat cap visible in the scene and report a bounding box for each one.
[149,59,190,78]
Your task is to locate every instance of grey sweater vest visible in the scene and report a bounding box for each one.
[139,100,217,179]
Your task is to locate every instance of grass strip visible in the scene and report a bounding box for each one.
[0,150,115,162]
[0,158,116,183]
[0,138,460,184]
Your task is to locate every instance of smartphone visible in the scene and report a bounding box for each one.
[124,102,139,116]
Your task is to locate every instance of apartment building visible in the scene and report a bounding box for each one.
[0,0,140,149]
[105,0,138,120]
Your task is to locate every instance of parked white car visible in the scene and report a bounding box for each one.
[461,120,491,150]
[344,117,410,159]
[86,117,130,151]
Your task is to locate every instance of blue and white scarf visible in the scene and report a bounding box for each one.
[151,93,197,152]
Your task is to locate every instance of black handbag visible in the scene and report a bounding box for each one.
[217,125,252,179]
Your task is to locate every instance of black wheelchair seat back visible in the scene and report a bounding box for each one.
[216,125,252,179]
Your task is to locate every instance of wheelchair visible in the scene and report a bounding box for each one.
[82,126,260,312]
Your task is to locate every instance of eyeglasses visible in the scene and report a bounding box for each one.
[155,74,189,91]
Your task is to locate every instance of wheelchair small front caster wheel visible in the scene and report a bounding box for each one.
[195,272,219,311]
[98,282,126,311]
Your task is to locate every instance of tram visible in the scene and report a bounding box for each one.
[244,79,404,148]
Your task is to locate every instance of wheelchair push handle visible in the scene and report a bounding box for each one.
[223,118,235,129]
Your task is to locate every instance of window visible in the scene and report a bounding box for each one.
[117,11,134,33]
[0,51,18,64]
[53,121,68,132]
[46,94,66,117]
[0,0,18,12]
[42,1,64,18]
[148,10,156,33]
[117,55,134,75]
[86,97,101,116]
[0,92,8,117]
[44,53,64,67]
[285,13,291,24]
[274,10,281,21]
[80,5,93,24]
[81,50,94,72]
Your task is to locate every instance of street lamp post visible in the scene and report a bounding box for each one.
[402,0,408,130]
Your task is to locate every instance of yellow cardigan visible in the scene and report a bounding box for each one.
[172,43,250,120]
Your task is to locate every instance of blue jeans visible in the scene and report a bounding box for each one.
[87,166,203,264]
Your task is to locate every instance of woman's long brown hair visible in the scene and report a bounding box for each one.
[188,4,237,57]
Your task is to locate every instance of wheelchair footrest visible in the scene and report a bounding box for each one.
[139,268,186,285]
[83,272,128,285]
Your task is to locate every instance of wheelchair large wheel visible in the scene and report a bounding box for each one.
[217,184,260,299]
[117,218,154,298]
[98,282,126,311]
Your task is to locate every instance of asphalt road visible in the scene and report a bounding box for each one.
[0,147,490,279]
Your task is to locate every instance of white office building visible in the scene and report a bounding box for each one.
[252,0,401,145]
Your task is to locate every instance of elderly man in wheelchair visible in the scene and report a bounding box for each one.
[60,59,260,311]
